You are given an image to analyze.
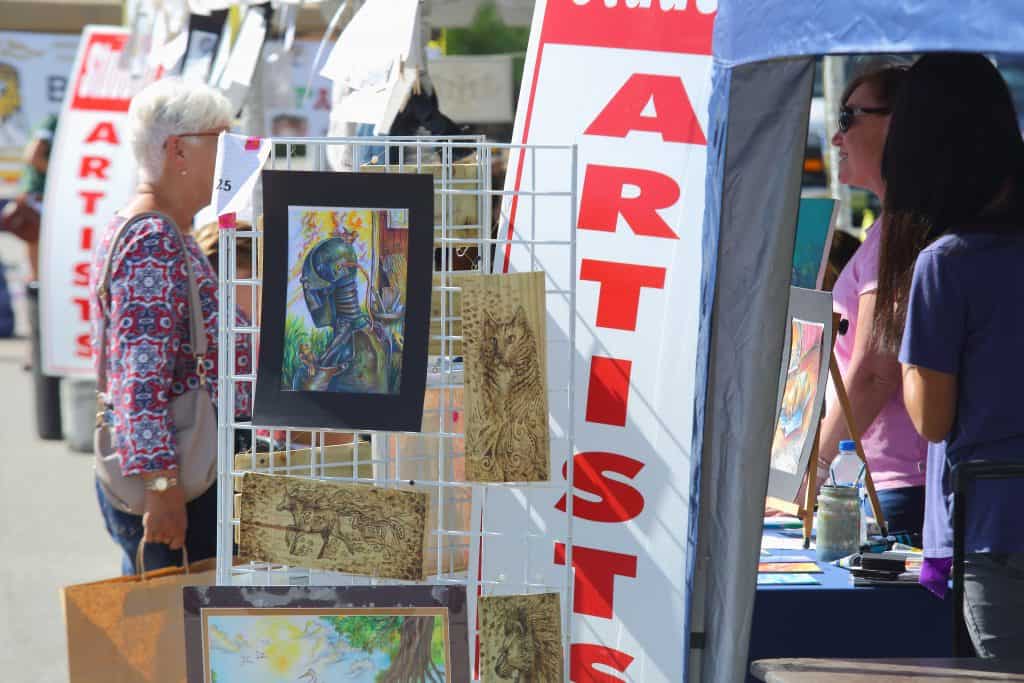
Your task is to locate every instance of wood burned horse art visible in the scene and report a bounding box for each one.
[239,473,428,581]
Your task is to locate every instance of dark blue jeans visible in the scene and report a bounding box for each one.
[866,485,926,547]
[95,478,219,576]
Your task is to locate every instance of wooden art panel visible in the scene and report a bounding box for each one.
[239,473,428,581]
[462,271,550,482]
[479,593,564,683]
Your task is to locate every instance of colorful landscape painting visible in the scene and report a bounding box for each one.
[204,609,448,683]
[770,318,825,475]
[283,206,410,395]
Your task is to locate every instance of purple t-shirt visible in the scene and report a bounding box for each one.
[830,222,927,490]
[899,231,1024,557]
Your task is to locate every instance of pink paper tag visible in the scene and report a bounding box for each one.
[244,137,261,151]
[218,213,237,230]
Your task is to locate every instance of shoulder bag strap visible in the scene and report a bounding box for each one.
[96,212,207,396]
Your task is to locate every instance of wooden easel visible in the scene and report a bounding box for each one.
[767,313,888,548]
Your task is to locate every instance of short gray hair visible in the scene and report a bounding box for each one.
[127,78,233,182]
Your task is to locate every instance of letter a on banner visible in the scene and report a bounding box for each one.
[483,1,716,681]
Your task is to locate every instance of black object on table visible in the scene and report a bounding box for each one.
[748,530,950,683]
[951,461,1024,657]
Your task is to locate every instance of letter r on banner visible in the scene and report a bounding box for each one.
[578,164,681,239]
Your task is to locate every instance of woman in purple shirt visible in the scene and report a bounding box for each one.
[878,53,1024,658]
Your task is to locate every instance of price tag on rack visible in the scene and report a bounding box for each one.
[211,132,271,228]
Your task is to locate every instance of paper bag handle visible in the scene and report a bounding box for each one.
[136,543,191,581]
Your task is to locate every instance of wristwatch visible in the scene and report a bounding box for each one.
[143,475,178,492]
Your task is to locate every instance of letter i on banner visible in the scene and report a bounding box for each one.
[212,133,271,227]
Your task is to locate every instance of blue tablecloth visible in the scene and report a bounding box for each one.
[747,531,951,682]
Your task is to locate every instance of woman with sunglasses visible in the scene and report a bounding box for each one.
[89,78,252,574]
[883,53,1024,657]
[810,63,930,545]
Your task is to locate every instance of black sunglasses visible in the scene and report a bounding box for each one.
[838,106,890,133]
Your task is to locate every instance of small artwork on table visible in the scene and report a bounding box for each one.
[253,171,433,432]
[756,573,820,586]
[183,585,469,683]
[479,593,563,683]
[767,287,833,503]
[462,271,550,482]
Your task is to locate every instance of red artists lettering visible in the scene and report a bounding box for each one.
[79,156,111,180]
[79,191,105,215]
[584,356,633,426]
[577,164,680,239]
[84,121,120,144]
[72,262,91,287]
[80,227,94,251]
[555,451,645,523]
[579,259,666,331]
[585,73,706,145]
[72,297,91,321]
[554,543,638,619]
[571,643,635,683]
[75,333,92,359]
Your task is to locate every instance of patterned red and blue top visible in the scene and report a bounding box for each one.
[89,213,252,477]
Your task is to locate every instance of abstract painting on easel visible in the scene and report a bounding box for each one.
[767,287,834,502]
[770,318,825,476]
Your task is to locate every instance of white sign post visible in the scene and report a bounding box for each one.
[489,2,716,681]
[39,26,158,377]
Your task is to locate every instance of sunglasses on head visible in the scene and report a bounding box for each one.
[838,106,890,133]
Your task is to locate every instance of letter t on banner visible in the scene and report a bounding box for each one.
[211,133,271,228]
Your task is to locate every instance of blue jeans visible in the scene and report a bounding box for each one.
[95,478,219,576]
[865,485,925,547]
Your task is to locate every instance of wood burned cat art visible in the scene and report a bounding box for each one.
[462,271,549,482]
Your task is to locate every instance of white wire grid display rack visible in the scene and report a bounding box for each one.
[215,134,579,680]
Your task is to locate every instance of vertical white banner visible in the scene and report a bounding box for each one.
[39,27,158,377]
[488,2,716,681]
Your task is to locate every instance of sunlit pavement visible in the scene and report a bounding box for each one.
[0,234,118,683]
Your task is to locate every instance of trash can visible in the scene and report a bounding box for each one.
[60,377,97,453]
[26,282,62,439]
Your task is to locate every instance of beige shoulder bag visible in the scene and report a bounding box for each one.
[94,212,218,515]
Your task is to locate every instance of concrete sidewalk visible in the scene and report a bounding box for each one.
[0,335,119,682]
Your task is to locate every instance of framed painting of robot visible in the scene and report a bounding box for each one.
[253,170,434,431]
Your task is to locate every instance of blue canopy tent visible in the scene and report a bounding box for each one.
[688,3,1024,681]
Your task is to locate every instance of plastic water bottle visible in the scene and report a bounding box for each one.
[830,440,863,487]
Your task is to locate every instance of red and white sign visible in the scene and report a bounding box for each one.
[40,27,159,377]
[487,2,716,681]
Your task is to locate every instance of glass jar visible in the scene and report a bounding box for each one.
[816,485,861,562]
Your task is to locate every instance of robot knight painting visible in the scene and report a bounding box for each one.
[284,206,409,395]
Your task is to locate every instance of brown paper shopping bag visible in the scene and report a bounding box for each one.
[62,547,216,683]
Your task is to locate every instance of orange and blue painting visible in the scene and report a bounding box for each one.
[770,319,825,475]
[283,206,409,395]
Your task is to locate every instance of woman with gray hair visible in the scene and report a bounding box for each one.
[88,78,252,574]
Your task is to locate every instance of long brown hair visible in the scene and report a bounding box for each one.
[873,54,1024,352]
